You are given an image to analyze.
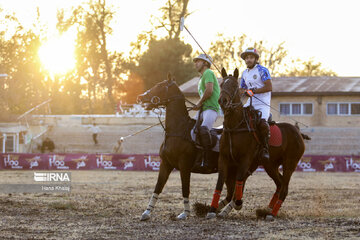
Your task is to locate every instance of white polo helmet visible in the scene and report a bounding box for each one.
[193,54,213,66]
[240,47,260,60]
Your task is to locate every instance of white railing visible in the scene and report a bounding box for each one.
[17,99,52,121]
[118,104,164,117]
[16,99,52,153]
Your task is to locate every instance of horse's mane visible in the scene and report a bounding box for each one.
[172,82,185,98]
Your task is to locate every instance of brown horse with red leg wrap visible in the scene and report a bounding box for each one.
[206,68,308,220]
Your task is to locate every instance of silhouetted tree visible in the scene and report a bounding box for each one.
[57,0,121,112]
[281,58,337,77]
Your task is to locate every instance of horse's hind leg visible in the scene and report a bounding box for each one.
[140,160,173,221]
[271,163,296,217]
[263,163,283,209]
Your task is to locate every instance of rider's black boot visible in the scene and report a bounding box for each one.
[259,119,270,161]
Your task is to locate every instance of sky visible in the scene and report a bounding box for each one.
[1,0,360,76]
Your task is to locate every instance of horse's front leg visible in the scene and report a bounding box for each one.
[218,156,253,218]
[140,159,173,221]
[177,162,191,220]
[231,159,258,211]
[218,164,237,211]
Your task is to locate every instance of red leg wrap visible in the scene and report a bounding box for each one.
[268,190,280,209]
[235,181,244,201]
[271,199,283,216]
[211,190,221,209]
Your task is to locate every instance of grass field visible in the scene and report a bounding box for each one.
[0,171,359,239]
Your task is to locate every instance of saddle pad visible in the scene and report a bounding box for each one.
[269,125,282,147]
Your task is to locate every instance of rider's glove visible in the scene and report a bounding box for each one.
[245,89,254,97]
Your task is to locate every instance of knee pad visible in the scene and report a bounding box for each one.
[199,126,209,134]
[198,126,212,148]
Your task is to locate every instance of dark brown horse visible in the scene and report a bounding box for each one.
[137,73,223,221]
[206,68,307,220]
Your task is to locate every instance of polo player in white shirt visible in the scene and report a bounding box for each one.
[240,47,272,160]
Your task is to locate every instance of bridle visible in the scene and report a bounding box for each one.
[148,81,185,107]
[139,80,188,132]
[220,76,244,112]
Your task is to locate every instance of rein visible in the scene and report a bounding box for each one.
[148,83,193,141]
[123,81,197,142]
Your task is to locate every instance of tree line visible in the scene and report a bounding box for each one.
[0,0,336,118]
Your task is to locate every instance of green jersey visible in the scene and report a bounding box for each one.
[198,69,220,112]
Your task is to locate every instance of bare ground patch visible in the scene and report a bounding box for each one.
[0,171,359,239]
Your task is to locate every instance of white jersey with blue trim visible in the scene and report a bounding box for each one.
[239,64,271,108]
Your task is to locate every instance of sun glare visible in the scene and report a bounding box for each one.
[39,32,76,75]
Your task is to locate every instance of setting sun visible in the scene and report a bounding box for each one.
[39,32,76,75]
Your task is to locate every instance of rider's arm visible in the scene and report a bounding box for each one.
[252,79,272,94]
[196,82,213,106]
[253,66,272,94]
[240,67,272,94]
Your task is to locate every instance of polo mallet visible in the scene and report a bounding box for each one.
[120,120,165,142]
[180,17,222,75]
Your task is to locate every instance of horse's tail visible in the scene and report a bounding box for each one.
[293,123,311,140]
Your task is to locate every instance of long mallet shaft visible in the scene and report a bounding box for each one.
[120,121,164,141]
[180,17,222,75]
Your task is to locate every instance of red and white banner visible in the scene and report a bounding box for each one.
[0,154,359,172]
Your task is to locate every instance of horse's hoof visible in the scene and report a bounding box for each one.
[206,212,216,219]
[140,210,151,221]
[176,212,189,220]
[234,204,242,210]
[265,214,274,221]
[233,201,243,211]
[217,211,227,218]
[218,208,229,218]
[218,199,229,211]
[218,201,234,218]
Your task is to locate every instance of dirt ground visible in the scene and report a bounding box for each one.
[0,171,359,240]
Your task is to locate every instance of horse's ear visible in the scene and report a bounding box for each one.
[167,72,172,82]
[233,68,239,79]
[221,68,227,78]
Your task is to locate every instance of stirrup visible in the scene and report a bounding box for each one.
[262,149,270,160]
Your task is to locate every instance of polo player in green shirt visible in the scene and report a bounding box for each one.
[193,54,220,171]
